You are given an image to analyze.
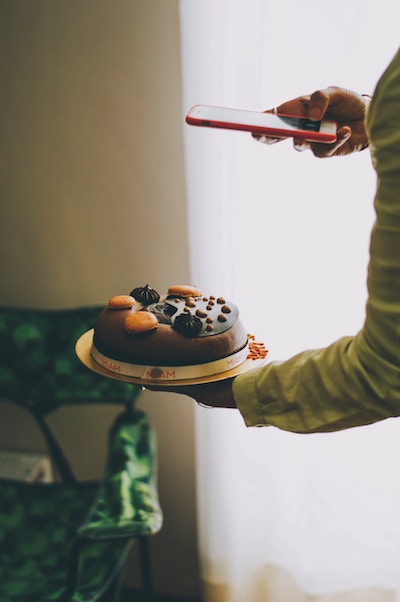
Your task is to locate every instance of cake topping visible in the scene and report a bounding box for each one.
[124,311,158,334]
[167,284,203,298]
[247,336,269,360]
[130,284,160,306]
[146,302,177,324]
[173,312,203,337]
[108,295,136,310]
[166,291,240,337]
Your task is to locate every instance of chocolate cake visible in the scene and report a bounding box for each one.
[90,283,267,382]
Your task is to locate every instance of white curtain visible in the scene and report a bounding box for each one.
[180,1,400,601]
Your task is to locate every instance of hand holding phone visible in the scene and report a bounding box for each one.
[186,104,337,144]
[272,86,370,156]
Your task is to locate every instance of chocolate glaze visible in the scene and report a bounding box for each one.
[94,308,248,366]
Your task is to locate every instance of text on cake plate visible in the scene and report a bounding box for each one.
[100,357,122,373]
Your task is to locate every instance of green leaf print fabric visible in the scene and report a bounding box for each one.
[79,409,163,539]
[0,480,125,601]
[0,306,138,414]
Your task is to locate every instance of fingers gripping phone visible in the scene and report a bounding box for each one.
[186,104,337,143]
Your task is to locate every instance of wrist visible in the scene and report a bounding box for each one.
[359,94,372,151]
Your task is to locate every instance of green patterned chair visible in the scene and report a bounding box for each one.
[0,307,163,602]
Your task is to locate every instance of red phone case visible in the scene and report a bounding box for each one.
[186,105,337,143]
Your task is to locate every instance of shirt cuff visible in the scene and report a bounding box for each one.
[232,365,272,427]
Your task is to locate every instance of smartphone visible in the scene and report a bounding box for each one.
[186,104,337,143]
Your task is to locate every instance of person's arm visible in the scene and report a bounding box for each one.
[233,49,400,433]
[149,50,400,435]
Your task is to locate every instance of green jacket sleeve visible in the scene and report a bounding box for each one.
[233,48,400,433]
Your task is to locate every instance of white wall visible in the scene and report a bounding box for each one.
[0,0,200,597]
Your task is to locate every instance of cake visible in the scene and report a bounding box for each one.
[90,284,267,382]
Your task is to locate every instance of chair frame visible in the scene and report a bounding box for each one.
[0,307,163,602]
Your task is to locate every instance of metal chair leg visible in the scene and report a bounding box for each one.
[111,568,125,602]
[138,536,153,594]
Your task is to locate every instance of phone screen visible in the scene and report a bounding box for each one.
[276,115,320,132]
[186,105,337,142]
[199,106,321,132]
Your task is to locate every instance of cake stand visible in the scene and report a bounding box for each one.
[75,329,268,387]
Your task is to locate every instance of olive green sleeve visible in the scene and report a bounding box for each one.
[233,48,400,433]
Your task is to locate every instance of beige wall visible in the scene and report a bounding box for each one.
[0,0,200,597]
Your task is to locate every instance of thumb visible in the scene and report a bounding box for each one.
[308,89,331,121]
